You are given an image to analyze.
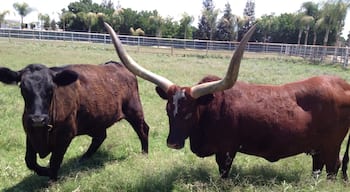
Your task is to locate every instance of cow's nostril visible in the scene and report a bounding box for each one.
[29,114,49,126]
[32,116,44,123]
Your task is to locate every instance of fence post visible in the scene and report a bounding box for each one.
[344,47,349,68]
[171,39,174,56]
[206,41,209,56]
[137,36,140,53]
[8,30,11,42]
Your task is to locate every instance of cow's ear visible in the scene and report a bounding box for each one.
[197,94,214,105]
[53,70,78,86]
[0,67,20,84]
[155,86,168,100]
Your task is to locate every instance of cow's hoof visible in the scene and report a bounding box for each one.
[326,173,337,180]
[48,177,58,185]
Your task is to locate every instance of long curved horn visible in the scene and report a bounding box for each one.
[104,22,174,92]
[190,24,256,98]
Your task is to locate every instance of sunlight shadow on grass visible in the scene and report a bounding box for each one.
[229,165,303,185]
[132,164,304,192]
[2,149,125,192]
[133,165,212,192]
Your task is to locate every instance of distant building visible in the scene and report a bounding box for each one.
[2,19,43,30]
[1,19,21,29]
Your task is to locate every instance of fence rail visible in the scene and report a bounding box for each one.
[0,28,349,66]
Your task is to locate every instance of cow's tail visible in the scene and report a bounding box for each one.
[342,133,350,181]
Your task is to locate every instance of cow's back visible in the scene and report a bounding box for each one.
[193,75,350,161]
[233,76,350,159]
[52,62,139,135]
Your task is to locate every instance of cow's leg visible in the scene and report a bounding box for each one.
[215,152,236,178]
[80,131,107,162]
[324,147,341,180]
[25,137,50,177]
[311,153,324,179]
[124,108,149,153]
[341,134,350,181]
[126,118,149,153]
[48,137,72,182]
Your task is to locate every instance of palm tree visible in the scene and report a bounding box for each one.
[299,1,319,45]
[205,8,219,41]
[295,13,304,45]
[319,0,349,46]
[313,19,322,45]
[297,1,319,45]
[13,2,33,29]
[259,14,275,43]
[0,10,10,28]
[301,16,314,45]
[59,11,76,31]
[198,0,219,41]
[149,13,164,37]
[86,12,98,33]
[317,0,350,63]
[110,8,124,32]
[77,12,99,41]
[215,2,237,41]
[296,14,314,45]
[179,13,194,39]
[234,16,247,41]
[76,12,99,33]
[38,13,50,30]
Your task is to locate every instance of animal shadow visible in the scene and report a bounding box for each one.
[131,164,304,192]
[229,165,303,185]
[3,149,124,192]
[132,165,213,192]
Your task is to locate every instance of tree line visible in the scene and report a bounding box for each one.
[1,0,350,46]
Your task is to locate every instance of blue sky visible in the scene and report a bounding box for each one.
[2,0,349,37]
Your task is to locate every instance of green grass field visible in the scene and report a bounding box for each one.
[1,38,350,191]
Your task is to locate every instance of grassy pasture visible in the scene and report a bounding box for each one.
[1,37,350,191]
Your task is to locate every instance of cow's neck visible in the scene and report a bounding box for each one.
[49,89,58,127]
[189,104,220,157]
[189,121,215,157]
[47,90,56,144]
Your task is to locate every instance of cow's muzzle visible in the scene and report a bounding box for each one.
[167,142,185,150]
[28,114,49,127]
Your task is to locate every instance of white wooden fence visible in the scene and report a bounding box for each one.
[0,28,349,67]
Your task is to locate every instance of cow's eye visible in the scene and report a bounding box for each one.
[184,113,192,120]
[20,85,31,97]
[44,85,54,95]
[46,89,53,96]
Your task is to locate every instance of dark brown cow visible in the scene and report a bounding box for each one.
[0,61,149,181]
[105,22,350,180]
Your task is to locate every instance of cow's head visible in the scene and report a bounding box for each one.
[154,84,214,149]
[0,64,78,154]
[105,22,255,149]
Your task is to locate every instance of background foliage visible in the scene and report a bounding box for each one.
[2,0,350,45]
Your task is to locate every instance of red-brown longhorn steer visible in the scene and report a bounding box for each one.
[104,23,350,180]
